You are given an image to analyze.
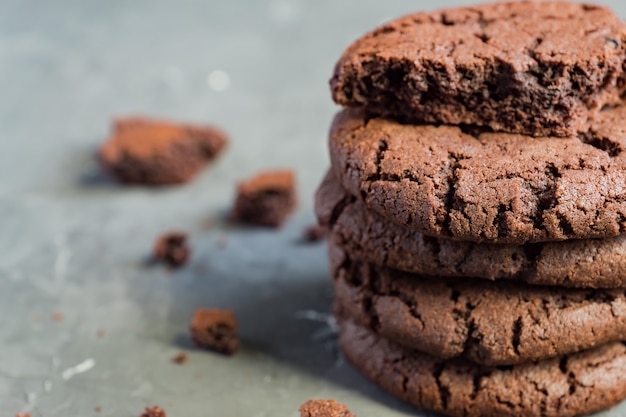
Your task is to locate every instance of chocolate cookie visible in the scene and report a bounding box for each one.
[339,319,626,417]
[316,171,626,288]
[331,2,626,137]
[331,243,626,366]
[99,117,228,185]
[330,107,626,244]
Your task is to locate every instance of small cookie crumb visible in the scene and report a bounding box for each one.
[190,308,239,355]
[97,329,105,338]
[303,224,327,242]
[172,352,188,364]
[232,170,297,228]
[153,232,191,268]
[16,413,32,417]
[94,406,102,413]
[299,399,356,417]
[140,406,166,417]
[52,312,64,322]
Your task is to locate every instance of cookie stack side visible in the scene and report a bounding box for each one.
[317,2,626,417]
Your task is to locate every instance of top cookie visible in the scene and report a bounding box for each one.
[331,2,626,137]
[330,105,626,244]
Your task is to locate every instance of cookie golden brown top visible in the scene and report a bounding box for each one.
[331,2,626,137]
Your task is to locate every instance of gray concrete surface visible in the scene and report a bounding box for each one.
[1,0,626,416]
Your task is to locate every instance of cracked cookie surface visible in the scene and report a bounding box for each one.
[331,2,626,137]
[330,107,626,244]
[339,319,626,417]
[316,170,626,288]
[331,243,626,366]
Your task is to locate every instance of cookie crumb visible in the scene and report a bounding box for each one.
[16,413,31,417]
[140,406,166,417]
[190,308,239,355]
[153,232,191,268]
[52,312,64,322]
[172,352,188,364]
[299,399,356,417]
[94,406,102,413]
[303,224,327,242]
[97,329,105,338]
[232,170,297,228]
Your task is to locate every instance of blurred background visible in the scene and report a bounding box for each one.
[1,0,625,416]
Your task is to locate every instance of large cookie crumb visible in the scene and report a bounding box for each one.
[99,117,228,185]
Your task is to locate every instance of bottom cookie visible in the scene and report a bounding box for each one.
[339,319,626,417]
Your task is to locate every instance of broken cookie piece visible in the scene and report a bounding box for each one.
[99,116,228,185]
[153,232,191,268]
[190,308,239,355]
[232,170,297,227]
[299,399,356,417]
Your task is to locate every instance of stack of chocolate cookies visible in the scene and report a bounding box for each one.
[315,2,626,417]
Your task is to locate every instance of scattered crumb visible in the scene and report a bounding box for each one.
[153,232,191,268]
[52,312,64,322]
[140,406,167,417]
[16,413,31,417]
[190,308,239,355]
[231,170,297,228]
[99,117,228,186]
[94,406,102,413]
[97,329,106,338]
[303,224,328,242]
[172,352,188,364]
[299,399,356,417]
